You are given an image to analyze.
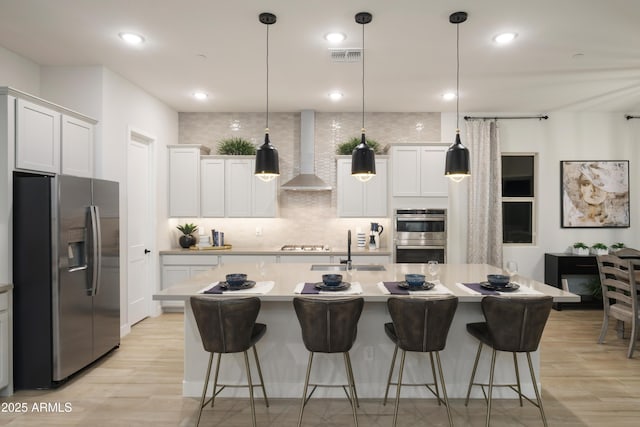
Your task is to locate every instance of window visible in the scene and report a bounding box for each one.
[502,154,536,244]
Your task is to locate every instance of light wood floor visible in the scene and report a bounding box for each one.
[1,308,639,426]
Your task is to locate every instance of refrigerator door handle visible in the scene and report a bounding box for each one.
[89,205,103,295]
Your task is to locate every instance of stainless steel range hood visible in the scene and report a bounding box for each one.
[281,110,332,191]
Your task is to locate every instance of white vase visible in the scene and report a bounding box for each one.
[592,248,607,256]
[573,247,589,255]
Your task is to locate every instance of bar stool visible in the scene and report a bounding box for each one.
[465,296,553,427]
[383,296,459,427]
[293,297,364,427]
[190,296,269,427]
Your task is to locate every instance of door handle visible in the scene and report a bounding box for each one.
[144,249,151,254]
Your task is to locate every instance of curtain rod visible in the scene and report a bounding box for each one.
[625,115,640,120]
[464,115,549,121]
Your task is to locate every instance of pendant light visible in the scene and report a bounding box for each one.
[255,12,280,182]
[351,12,376,183]
[444,11,470,182]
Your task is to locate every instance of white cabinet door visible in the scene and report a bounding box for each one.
[364,159,388,217]
[337,159,364,217]
[0,310,9,390]
[252,171,277,217]
[200,158,225,217]
[338,158,388,217]
[61,115,93,178]
[169,146,201,217]
[220,255,277,264]
[351,254,392,264]
[391,146,420,196]
[15,98,61,174]
[420,146,448,197]
[225,158,253,217]
[279,255,332,264]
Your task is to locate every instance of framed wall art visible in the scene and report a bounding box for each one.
[561,160,630,228]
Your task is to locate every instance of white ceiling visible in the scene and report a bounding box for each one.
[1,0,639,114]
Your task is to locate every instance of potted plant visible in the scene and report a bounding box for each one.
[336,136,383,155]
[610,242,625,253]
[572,242,589,255]
[216,137,256,155]
[177,223,198,248]
[591,243,608,256]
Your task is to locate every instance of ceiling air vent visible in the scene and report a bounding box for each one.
[329,48,362,63]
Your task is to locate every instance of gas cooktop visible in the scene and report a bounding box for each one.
[280,245,330,252]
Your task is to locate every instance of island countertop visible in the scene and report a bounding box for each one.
[153,262,579,303]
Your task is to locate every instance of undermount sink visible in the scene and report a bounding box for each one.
[310,264,386,272]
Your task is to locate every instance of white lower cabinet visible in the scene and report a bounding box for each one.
[0,292,9,391]
[160,255,218,311]
[219,255,278,264]
[350,254,392,264]
[278,255,332,264]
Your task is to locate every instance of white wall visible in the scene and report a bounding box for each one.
[0,45,40,94]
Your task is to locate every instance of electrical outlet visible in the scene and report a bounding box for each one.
[255,227,262,236]
[364,346,374,361]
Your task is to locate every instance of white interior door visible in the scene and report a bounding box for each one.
[127,129,155,326]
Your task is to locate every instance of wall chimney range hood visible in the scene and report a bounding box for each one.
[281,110,332,191]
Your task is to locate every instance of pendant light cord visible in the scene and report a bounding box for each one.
[456,22,460,131]
[265,23,270,131]
[361,21,365,131]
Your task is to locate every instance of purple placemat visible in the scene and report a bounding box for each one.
[462,282,499,296]
[300,282,321,294]
[382,282,410,295]
[202,283,224,294]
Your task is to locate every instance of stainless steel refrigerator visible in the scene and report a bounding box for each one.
[13,172,120,389]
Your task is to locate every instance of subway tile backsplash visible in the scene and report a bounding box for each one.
[176,111,440,249]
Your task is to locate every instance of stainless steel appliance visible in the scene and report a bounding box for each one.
[394,208,446,263]
[13,172,120,389]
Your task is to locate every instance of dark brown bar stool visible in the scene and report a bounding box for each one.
[190,296,269,427]
[465,296,553,427]
[383,296,458,427]
[293,297,365,427]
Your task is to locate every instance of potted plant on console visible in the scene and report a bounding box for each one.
[572,242,589,255]
[610,242,625,253]
[177,223,198,249]
[591,242,608,256]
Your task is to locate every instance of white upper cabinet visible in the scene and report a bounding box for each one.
[391,145,448,197]
[225,157,276,218]
[15,98,61,174]
[61,114,94,178]
[337,157,388,217]
[200,157,225,217]
[168,145,210,217]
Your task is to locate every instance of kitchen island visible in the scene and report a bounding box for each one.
[153,263,578,399]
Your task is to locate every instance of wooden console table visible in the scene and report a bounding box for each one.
[544,253,601,309]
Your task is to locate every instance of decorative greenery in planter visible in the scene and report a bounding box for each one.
[611,242,625,250]
[591,243,608,255]
[177,223,198,248]
[336,137,383,155]
[573,242,589,255]
[217,137,256,155]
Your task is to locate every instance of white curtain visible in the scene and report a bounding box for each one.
[466,120,503,267]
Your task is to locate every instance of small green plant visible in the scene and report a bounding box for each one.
[217,137,256,155]
[177,223,198,235]
[611,242,625,250]
[586,277,603,300]
[592,243,608,250]
[336,137,383,155]
[573,242,588,249]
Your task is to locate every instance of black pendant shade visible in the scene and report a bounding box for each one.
[445,131,470,182]
[255,131,279,178]
[351,133,376,180]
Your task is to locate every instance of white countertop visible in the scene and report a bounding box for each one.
[159,247,392,256]
[153,262,579,303]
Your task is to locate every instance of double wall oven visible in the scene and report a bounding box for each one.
[394,209,447,263]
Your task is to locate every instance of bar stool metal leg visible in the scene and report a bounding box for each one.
[434,352,454,427]
[297,352,314,427]
[392,350,407,427]
[383,344,399,405]
[465,342,483,406]
[429,352,441,405]
[211,353,222,408]
[526,352,548,427]
[253,345,270,407]
[513,352,523,406]
[196,352,214,427]
[344,352,360,408]
[244,351,257,427]
[343,353,359,427]
[485,349,498,427]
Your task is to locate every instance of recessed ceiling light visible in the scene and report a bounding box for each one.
[442,92,456,101]
[493,32,517,44]
[119,32,145,45]
[325,32,346,43]
[193,91,208,100]
[328,91,344,101]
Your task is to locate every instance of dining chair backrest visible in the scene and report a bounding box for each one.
[597,255,638,322]
[480,296,553,353]
[610,247,640,260]
[387,296,458,352]
[190,296,261,354]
